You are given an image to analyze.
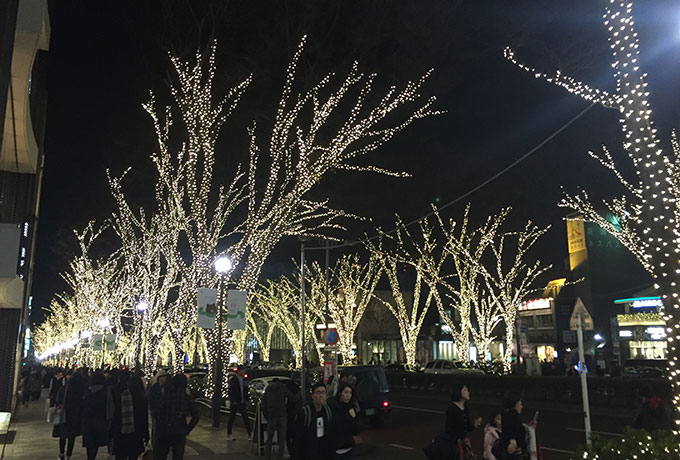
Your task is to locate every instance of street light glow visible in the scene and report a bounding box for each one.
[214,255,233,274]
[136,300,149,312]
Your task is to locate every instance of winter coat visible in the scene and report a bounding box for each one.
[483,424,500,460]
[111,392,149,456]
[48,376,65,407]
[292,403,334,460]
[500,409,527,456]
[82,385,110,448]
[329,398,359,452]
[445,402,474,442]
[52,377,85,439]
[227,375,248,404]
[262,379,292,419]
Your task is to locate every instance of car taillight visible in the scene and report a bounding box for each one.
[382,400,390,408]
[244,374,248,379]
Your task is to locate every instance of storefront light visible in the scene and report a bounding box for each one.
[619,330,633,338]
[593,333,604,341]
[646,327,666,340]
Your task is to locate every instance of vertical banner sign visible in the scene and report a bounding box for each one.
[227,289,247,330]
[566,216,588,271]
[93,334,117,351]
[197,288,218,329]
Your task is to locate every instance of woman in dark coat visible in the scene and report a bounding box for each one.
[497,392,532,460]
[82,372,110,460]
[111,376,149,460]
[329,382,360,460]
[52,370,85,460]
[444,383,480,459]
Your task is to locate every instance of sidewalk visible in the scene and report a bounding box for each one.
[0,394,256,460]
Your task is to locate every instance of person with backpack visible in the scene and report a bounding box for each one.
[292,381,334,460]
[262,377,293,460]
[154,374,200,460]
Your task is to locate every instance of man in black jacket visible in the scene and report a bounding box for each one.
[227,369,252,441]
[292,381,334,460]
[263,378,293,460]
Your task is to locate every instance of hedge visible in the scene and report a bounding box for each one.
[384,372,671,408]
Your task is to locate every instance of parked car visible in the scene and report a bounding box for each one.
[337,365,390,423]
[384,363,423,373]
[423,359,485,375]
[623,358,668,378]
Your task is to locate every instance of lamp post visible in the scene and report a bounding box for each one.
[135,300,148,372]
[212,255,233,427]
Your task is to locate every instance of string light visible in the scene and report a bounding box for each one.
[36,37,437,390]
[366,217,440,366]
[507,0,680,430]
[306,254,381,364]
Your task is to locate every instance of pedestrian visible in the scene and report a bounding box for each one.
[496,392,532,460]
[483,411,502,460]
[632,386,672,431]
[30,370,43,400]
[148,369,170,452]
[49,369,65,406]
[445,383,480,460]
[20,371,32,407]
[285,377,303,459]
[111,375,149,460]
[53,370,85,460]
[292,381,334,460]
[227,368,252,441]
[82,372,110,460]
[262,377,293,460]
[155,374,200,460]
[329,382,359,460]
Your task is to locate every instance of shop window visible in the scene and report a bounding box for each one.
[536,345,555,362]
[629,340,667,359]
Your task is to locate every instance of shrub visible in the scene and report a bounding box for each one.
[574,428,679,460]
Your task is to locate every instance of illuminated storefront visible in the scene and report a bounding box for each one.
[613,295,667,361]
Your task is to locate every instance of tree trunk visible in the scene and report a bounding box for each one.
[403,337,417,367]
[455,330,469,362]
[503,321,515,374]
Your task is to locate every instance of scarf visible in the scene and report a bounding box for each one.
[121,389,135,434]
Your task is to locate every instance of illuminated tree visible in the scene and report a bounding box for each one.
[108,172,182,377]
[253,276,320,368]
[506,0,680,416]
[246,297,280,362]
[367,218,441,366]
[423,206,505,362]
[307,255,381,363]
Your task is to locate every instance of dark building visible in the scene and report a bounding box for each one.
[0,0,50,412]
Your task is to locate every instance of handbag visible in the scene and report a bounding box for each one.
[46,406,56,423]
[52,410,65,426]
[422,432,456,460]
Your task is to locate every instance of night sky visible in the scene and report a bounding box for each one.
[31,0,680,324]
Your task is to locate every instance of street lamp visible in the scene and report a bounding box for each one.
[212,254,232,427]
[135,300,148,371]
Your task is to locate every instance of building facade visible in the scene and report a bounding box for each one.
[0,0,50,412]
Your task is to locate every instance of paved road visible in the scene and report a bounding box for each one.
[352,390,631,460]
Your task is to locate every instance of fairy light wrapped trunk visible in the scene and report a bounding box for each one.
[507,0,680,428]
